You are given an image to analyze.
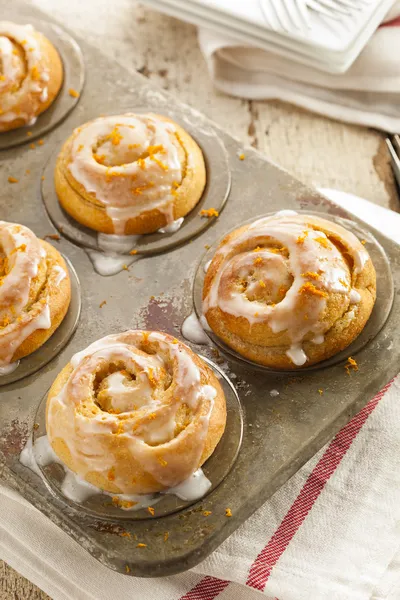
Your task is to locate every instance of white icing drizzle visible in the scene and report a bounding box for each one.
[0,360,20,376]
[204,259,212,273]
[182,312,210,345]
[349,289,361,304]
[0,22,50,125]
[97,232,141,254]
[46,331,218,496]
[0,222,52,369]
[158,217,184,234]
[68,114,184,234]
[164,469,211,501]
[53,265,66,285]
[203,212,369,366]
[21,433,209,509]
[85,249,138,276]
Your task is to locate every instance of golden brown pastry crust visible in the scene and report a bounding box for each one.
[203,213,376,369]
[46,331,226,495]
[12,241,71,361]
[0,23,63,133]
[55,113,206,235]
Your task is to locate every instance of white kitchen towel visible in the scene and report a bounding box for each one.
[198,3,400,132]
[1,189,400,600]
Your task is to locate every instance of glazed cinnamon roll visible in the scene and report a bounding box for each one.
[0,221,71,373]
[0,22,63,132]
[203,211,376,369]
[55,113,206,235]
[46,331,226,495]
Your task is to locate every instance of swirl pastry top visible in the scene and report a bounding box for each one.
[0,221,71,370]
[0,22,63,132]
[46,331,226,495]
[55,113,206,235]
[203,211,376,368]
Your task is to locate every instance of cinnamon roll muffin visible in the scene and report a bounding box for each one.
[46,331,226,495]
[0,22,63,132]
[0,221,71,371]
[202,211,376,369]
[55,113,206,235]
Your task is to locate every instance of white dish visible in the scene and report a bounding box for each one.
[142,0,396,73]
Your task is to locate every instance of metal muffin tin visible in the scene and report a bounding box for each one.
[1,0,399,578]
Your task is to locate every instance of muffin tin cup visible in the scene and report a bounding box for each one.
[1,0,400,579]
[0,17,85,150]
[41,108,231,258]
[192,211,394,374]
[31,356,243,522]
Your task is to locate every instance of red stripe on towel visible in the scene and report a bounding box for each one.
[246,381,392,591]
[179,381,392,599]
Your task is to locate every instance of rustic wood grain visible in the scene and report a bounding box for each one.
[2,0,398,597]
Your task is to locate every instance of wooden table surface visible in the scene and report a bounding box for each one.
[1,1,398,598]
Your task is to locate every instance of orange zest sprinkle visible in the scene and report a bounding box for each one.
[315,236,329,248]
[254,257,263,265]
[137,157,146,169]
[125,565,131,573]
[68,88,80,98]
[318,389,324,396]
[302,271,320,280]
[8,177,18,184]
[136,543,147,548]
[225,508,232,517]
[239,153,245,160]
[30,143,36,149]
[25,169,31,175]
[93,153,106,164]
[128,143,140,150]
[296,231,308,244]
[38,139,44,146]
[41,175,45,181]
[147,507,155,516]
[259,280,266,288]
[122,264,129,271]
[26,131,33,137]
[299,282,328,299]
[203,511,212,516]
[164,532,169,542]
[107,467,116,481]
[200,208,219,218]
[77,144,84,152]
[361,239,366,245]
[253,246,262,252]
[120,531,131,538]
[44,233,60,241]
[158,457,168,467]
[129,249,138,255]
[112,497,135,509]
[131,182,155,195]
[99,300,107,308]
[204,244,210,250]
[345,356,358,375]
[31,65,40,80]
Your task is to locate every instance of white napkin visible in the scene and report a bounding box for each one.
[198,3,400,132]
[1,190,400,600]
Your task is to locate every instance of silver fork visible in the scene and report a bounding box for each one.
[386,135,400,191]
[260,0,370,32]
